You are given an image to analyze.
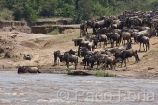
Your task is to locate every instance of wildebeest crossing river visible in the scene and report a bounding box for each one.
[0,71,157,105]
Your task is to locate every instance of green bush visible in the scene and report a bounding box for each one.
[95,70,116,77]
[0,8,14,21]
[66,67,72,73]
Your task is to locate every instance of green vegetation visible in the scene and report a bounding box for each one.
[48,28,59,35]
[0,0,157,24]
[0,8,14,21]
[95,70,116,77]
[66,67,72,73]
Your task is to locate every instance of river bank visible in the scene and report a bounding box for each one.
[0,27,158,78]
[1,64,158,78]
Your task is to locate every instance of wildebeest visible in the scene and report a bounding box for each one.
[106,42,132,55]
[82,52,99,69]
[111,20,124,29]
[18,66,40,74]
[95,28,109,34]
[97,54,116,70]
[115,49,140,67]
[97,34,108,48]
[66,49,77,55]
[107,32,121,47]
[54,50,61,66]
[59,52,78,70]
[122,32,132,44]
[80,22,87,37]
[86,40,96,51]
[92,18,113,34]
[135,35,150,51]
[82,54,95,69]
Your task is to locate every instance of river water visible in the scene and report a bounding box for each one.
[0,71,158,105]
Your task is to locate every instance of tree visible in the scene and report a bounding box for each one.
[39,0,58,17]
[24,0,41,24]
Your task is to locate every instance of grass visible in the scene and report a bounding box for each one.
[43,23,56,26]
[43,24,80,28]
[95,70,116,77]
[37,17,72,22]
[48,28,59,35]
[57,31,80,42]
[143,48,158,57]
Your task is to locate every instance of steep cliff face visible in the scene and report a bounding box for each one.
[31,26,79,34]
[0,20,76,34]
[0,21,31,34]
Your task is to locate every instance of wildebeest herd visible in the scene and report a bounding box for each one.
[54,10,158,70]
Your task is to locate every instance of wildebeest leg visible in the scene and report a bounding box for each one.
[143,43,145,51]
[84,60,87,69]
[130,38,132,43]
[66,61,69,69]
[111,40,113,48]
[54,58,57,66]
[85,27,88,34]
[122,39,124,44]
[80,29,82,38]
[113,62,116,70]
[124,59,126,67]
[139,43,141,51]
[75,64,77,70]
[97,61,100,69]
[134,55,139,63]
[57,59,59,65]
[91,61,94,69]
[84,62,86,69]
[103,41,106,48]
[137,54,140,62]
[116,40,118,47]
[146,44,148,51]
[78,47,80,57]
[121,59,124,67]
[92,28,95,34]
[122,40,124,45]
[110,62,113,70]
[105,40,107,47]
[126,58,129,62]
[103,41,105,48]
[75,58,78,70]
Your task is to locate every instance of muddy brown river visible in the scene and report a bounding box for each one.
[0,71,158,105]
